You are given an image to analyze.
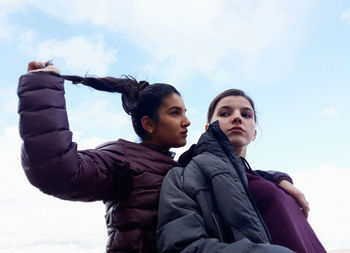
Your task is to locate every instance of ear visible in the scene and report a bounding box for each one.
[141,116,155,134]
[253,130,257,141]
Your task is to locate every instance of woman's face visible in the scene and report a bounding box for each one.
[209,95,256,157]
[150,93,190,149]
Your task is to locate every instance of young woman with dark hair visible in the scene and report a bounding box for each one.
[157,89,326,253]
[18,61,190,253]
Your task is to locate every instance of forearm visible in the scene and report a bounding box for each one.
[18,71,74,183]
[256,170,293,185]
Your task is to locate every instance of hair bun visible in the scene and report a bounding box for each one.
[138,81,149,90]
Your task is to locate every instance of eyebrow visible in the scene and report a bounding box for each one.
[217,106,253,112]
[167,106,185,112]
[241,107,254,112]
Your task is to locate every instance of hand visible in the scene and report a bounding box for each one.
[27,60,60,74]
[278,180,310,218]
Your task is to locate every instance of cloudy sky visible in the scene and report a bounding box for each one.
[1,0,350,252]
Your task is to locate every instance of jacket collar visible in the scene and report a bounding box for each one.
[141,143,176,159]
[195,121,243,165]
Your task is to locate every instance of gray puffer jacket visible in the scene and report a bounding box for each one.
[156,121,295,253]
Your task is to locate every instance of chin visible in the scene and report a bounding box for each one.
[173,141,187,148]
[229,138,248,147]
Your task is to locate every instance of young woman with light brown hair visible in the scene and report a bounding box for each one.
[157,89,326,253]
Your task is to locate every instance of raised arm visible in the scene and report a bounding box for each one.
[17,64,129,202]
[156,168,295,253]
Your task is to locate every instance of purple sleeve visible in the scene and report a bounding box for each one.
[255,170,293,185]
[17,71,128,201]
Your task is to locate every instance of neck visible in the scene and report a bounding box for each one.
[142,141,169,151]
[235,147,247,158]
[142,142,175,159]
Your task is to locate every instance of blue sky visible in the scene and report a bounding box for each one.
[1,0,350,252]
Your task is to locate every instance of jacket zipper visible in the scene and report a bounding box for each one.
[211,212,224,242]
[211,124,272,243]
[230,157,272,243]
[240,158,272,243]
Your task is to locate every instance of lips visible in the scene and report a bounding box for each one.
[180,130,188,137]
[228,126,245,133]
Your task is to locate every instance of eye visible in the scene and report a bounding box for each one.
[170,110,180,115]
[218,109,231,117]
[242,112,253,119]
[219,112,229,117]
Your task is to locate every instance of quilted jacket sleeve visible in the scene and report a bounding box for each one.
[156,168,295,253]
[17,71,129,202]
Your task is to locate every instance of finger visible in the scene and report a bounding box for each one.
[27,61,40,72]
[302,206,309,218]
[44,59,54,66]
[301,200,310,218]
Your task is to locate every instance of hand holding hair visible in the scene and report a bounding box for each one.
[27,60,60,74]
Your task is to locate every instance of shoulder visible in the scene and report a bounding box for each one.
[95,139,125,150]
[190,152,231,177]
[166,152,225,195]
[95,139,140,153]
[191,152,223,167]
[78,139,130,167]
[164,166,184,184]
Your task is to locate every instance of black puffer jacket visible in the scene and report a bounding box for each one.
[156,121,295,253]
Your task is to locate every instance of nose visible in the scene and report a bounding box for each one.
[182,115,191,127]
[231,112,242,124]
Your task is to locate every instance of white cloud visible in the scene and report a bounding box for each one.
[1,244,103,253]
[0,126,25,200]
[26,0,315,84]
[30,36,117,76]
[341,9,350,24]
[0,86,18,118]
[0,198,106,253]
[68,98,133,140]
[17,29,38,52]
[328,250,350,253]
[322,106,339,118]
[1,1,117,76]
[15,33,117,76]
[292,165,350,250]
[77,136,109,150]
[0,125,107,252]
[0,0,29,40]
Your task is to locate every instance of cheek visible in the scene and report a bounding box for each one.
[217,118,227,130]
[247,124,256,137]
[159,120,178,135]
